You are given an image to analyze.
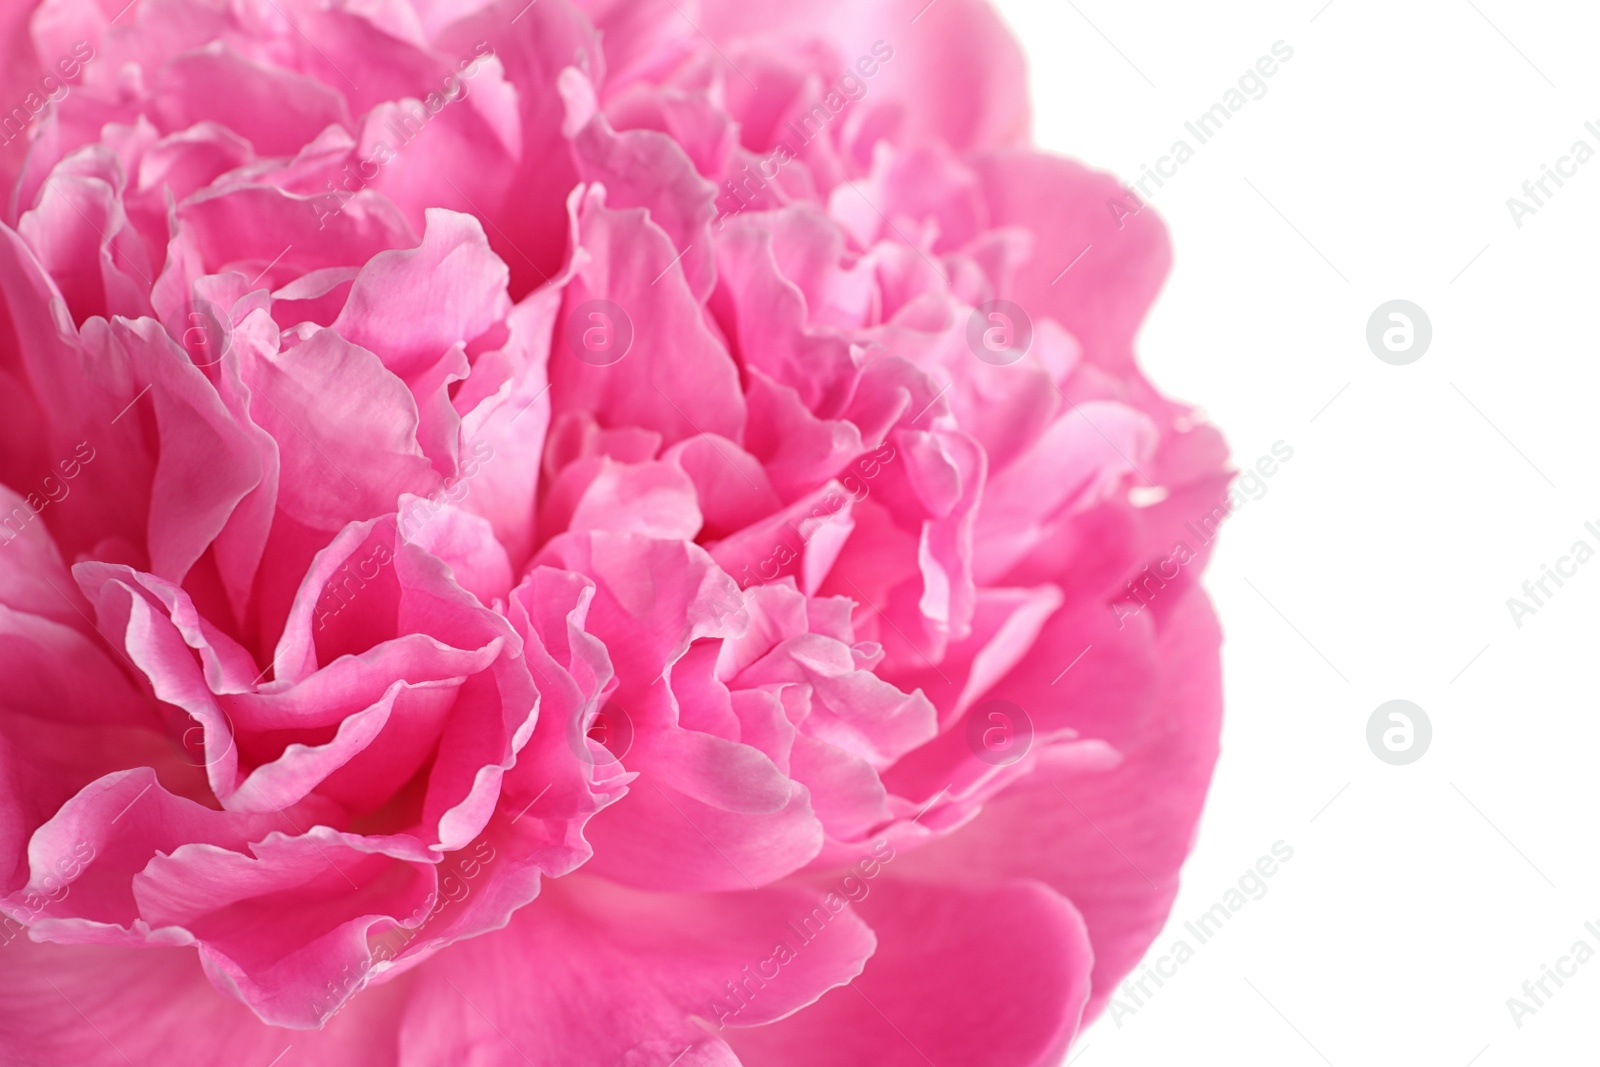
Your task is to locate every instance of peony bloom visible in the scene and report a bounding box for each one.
[0,0,1232,1063]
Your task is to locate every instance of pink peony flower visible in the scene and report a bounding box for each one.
[0,0,1233,1063]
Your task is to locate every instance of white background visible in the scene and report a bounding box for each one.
[986,1,1600,1064]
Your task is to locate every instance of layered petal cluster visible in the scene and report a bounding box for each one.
[0,0,1233,1064]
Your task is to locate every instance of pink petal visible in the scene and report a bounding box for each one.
[329,209,511,381]
[242,321,438,532]
[398,874,875,1063]
[561,66,720,300]
[550,185,746,447]
[974,150,1171,373]
[0,936,408,1066]
[133,829,436,1027]
[433,0,605,296]
[890,589,1225,1023]
[451,289,562,568]
[697,0,1030,154]
[725,876,1092,1066]
[151,44,350,158]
